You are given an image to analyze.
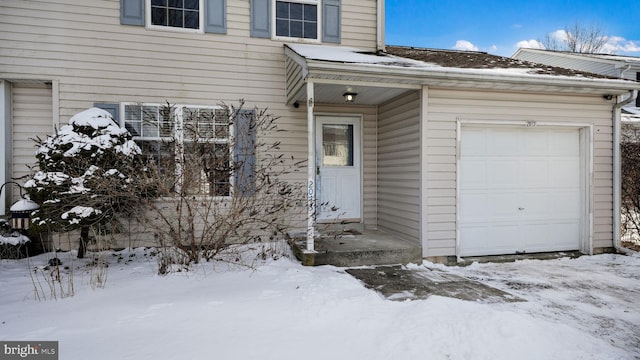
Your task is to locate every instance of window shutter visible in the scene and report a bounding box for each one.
[93,103,120,122]
[322,0,341,43]
[120,0,144,26]
[250,0,271,38]
[205,0,226,34]
[234,109,256,196]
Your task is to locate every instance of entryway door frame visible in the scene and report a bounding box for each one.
[315,114,363,223]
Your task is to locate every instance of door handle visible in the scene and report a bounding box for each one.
[316,166,320,175]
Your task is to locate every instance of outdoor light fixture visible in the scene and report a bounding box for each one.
[343,91,357,103]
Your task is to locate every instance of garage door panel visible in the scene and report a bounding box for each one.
[521,223,549,250]
[520,191,550,216]
[459,224,519,256]
[488,160,519,188]
[460,128,486,156]
[521,131,548,155]
[459,160,487,188]
[550,190,581,216]
[550,131,580,155]
[520,160,548,187]
[549,160,580,187]
[488,130,520,156]
[548,222,581,250]
[459,126,583,257]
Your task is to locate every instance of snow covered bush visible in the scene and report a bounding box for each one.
[145,101,305,271]
[25,108,157,258]
[0,220,31,259]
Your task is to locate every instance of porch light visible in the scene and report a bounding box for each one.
[343,91,357,103]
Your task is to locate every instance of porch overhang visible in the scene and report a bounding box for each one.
[284,44,640,106]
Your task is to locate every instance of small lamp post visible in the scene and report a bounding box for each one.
[10,198,40,231]
[1,181,40,231]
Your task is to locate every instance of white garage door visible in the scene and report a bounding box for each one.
[458,126,583,257]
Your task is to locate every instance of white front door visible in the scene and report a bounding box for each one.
[316,116,362,222]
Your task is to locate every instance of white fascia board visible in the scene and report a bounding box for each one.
[304,59,640,95]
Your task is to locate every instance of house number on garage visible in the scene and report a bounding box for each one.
[525,121,537,127]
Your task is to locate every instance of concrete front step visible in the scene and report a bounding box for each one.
[291,229,422,267]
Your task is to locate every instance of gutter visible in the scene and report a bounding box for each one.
[303,60,638,95]
[613,89,638,255]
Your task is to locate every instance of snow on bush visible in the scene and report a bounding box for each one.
[24,107,155,257]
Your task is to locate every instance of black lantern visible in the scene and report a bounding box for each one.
[10,198,40,230]
[1,181,40,231]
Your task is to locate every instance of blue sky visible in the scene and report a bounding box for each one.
[385,0,640,56]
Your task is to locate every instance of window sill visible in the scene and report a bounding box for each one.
[145,24,204,35]
[272,35,321,44]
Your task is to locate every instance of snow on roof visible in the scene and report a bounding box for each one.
[286,43,425,67]
[287,44,627,81]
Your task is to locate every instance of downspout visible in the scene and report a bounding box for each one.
[613,89,638,255]
[619,64,632,79]
[376,0,385,52]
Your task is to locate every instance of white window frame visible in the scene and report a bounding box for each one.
[120,103,233,198]
[145,0,205,34]
[272,0,321,43]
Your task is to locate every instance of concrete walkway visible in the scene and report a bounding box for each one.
[346,265,524,302]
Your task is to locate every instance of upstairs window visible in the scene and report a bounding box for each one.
[250,0,340,43]
[150,0,201,30]
[275,1,318,40]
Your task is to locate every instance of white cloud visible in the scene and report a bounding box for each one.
[453,40,479,51]
[516,39,545,49]
[549,29,569,42]
[489,45,498,52]
[602,36,640,54]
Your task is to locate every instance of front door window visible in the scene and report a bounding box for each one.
[322,124,353,167]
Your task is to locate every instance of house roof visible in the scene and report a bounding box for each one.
[513,48,640,68]
[385,46,615,79]
[284,44,640,106]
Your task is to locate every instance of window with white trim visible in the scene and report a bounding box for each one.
[148,0,204,31]
[123,103,231,196]
[274,0,319,40]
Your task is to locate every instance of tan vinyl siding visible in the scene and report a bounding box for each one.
[425,88,614,256]
[0,0,378,118]
[11,83,53,202]
[0,0,378,237]
[377,91,420,242]
[341,1,378,47]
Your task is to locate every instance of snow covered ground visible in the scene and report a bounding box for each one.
[1,246,639,360]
